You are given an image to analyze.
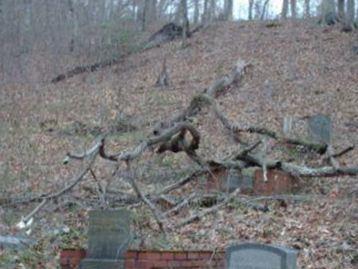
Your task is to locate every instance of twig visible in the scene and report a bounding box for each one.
[125,162,166,233]
[65,135,105,162]
[163,192,197,217]
[323,145,354,161]
[262,137,268,182]
[326,145,340,169]
[157,169,206,195]
[22,199,49,224]
[175,189,240,228]
[16,153,98,227]
[90,169,107,207]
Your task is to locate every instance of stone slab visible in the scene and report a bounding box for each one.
[226,243,297,269]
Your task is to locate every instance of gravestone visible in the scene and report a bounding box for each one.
[80,209,130,269]
[226,243,297,269]
[226,168,253,193]
[307,114,332,144]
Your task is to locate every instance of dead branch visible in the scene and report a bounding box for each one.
[156,123,200,154]
[163,192,197,217]
[199,93,328,154]
[97,122,201,162]
[51,58,122,83]
[20,199,49,225]
[157,169,206,196]
[64,134,105,163]
[237,152,358,177]
[262,137,268,182]
[326,145,340,169]
[153,60,251,135]
[17,154,98,229]
[175,189,240,228]
[323,145,355,162]
[125,162,166,233]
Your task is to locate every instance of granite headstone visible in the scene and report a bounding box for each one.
[226,243,298,269]
[80,209,130,269]
[307,114,332,144]
[226,168,253,193]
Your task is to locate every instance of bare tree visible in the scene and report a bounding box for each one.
[338,0,345,20]
[199,0,218,22]
[181,0,189,42]
[157,0,169,20]
[203,0,209,23]
[304,0,310,18]
[148,0,157,24]
[193,0,200,24]
[260,0,270,20]
[281,0,289,19]
[290,0,297,19]
[224,0,233,20]
[248,0,254,20]
[344,0,355,30]
[209,0,216,21]
[318,0,337,25]
[138,0,156,31]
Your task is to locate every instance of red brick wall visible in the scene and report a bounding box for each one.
[60,249,226,269]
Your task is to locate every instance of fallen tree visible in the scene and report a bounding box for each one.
[51,23,200,84]
[10,60,358,234]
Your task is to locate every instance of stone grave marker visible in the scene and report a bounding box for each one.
[226,242,298,269]
[226,168,253,194]
[80,209,130,269]
[307,114,332,144]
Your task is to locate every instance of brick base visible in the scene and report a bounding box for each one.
[254,169,299,195]
[60,249,225,269]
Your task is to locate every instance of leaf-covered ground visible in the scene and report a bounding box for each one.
[0,21,357,268]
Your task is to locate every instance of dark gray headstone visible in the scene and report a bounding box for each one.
[80,209,130,269]
[226,169,253,193]
[307,114,332,144]
[226,243,297,269]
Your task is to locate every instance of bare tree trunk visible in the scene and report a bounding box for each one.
[67,0,75,53]
[181,0,189,42]
[345,0,355,28]
[209,0,216,21]
[260,0,270,20]
[318,0,336,25]
[157,0,165,20]
[290,0,297,18]
[347,0,355,21]
[254,1,260,20]
[338,0,345,21]
[304,0,310,18]
[136,0,147,31]
[248,0,254,20]
[281,0,289,19]
[174,1,182,24]
[203,0,209,23]
[147,0,157,24]
[224,0,233,20]
[193,0,199,24]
